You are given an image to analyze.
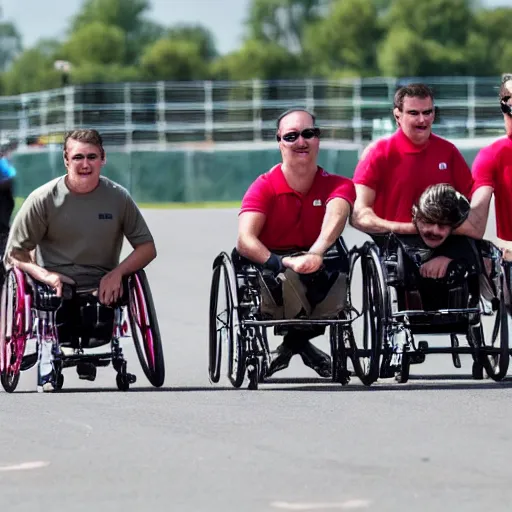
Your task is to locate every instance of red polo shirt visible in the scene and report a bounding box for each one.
[240,164,355,250]
[472,137,512,241]
[353,129,473,222]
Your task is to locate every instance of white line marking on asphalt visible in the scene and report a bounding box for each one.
[0,461,50,472]
[271,500,371,510]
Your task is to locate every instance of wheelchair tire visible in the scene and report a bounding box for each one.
[128,270,165,388]
[0,269,28,393]
[351,244,386,386]
[208,263,226,383]
[470,288,509,382]
[227,307,244,389]
[210,253,245,388]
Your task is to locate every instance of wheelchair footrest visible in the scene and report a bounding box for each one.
[61,353,112,368]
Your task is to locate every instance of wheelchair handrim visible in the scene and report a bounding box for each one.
[130,274,155,370]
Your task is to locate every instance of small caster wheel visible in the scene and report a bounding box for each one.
[55,373,64,390]
[472,360,484,380]
[338,368,351,386]
[247,362,259,390]
[127,373,137,384]
[395,354,410,384]
[116,373,130,391]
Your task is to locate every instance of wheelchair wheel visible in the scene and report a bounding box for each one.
[469,289,509,382]
[351,244,386,386]
[208,263,225,383]
[0,269,28,393]
[128,269,165,387]
[210,253,245,388]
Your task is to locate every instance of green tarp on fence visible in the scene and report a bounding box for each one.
[10,146,480,203]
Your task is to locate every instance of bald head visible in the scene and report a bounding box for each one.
[276,108,316,132]
[500,76,512,137]
[500,76,512,101]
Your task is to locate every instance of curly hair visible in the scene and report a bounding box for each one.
[412,183,470,228]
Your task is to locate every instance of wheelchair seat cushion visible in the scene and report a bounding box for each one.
[56,293,116,348]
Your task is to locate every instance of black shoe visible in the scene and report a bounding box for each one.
[299,341,332,378]
[380,353,402,378]
[21,352,38,371]
[267,342,294,377]
[76,362,97,382]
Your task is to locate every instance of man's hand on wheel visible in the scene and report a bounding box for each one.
[419,256,452,279]
[99,269,123,305]
[43,272,64,297]
[282,253,323,274]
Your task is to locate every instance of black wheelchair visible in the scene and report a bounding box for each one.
[208,238,389,389]
[0,267,165,392]
[355,234,510,385]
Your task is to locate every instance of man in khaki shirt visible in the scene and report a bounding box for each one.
[5,129,156,305]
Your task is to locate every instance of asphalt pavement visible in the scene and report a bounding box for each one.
[1,208,512,512]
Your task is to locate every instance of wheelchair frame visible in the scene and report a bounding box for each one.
[0,267,165,392]
[208,239,378,390]
[357,236,510,385]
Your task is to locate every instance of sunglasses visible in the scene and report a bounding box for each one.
[501,99,512,117]
[276,127,321,143]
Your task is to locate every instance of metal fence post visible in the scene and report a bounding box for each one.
[64,85,74,132]
[157,81,166,147]
[124,83,132,148]
[204,80,214,143]
[467,76,476,139]
[353,77,362,144]
[253,79,262,141]
[306,78,315,112]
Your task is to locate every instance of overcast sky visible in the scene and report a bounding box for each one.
[1,0,510,55]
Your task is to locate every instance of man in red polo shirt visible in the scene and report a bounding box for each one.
[471,75,512,257]
[352,83,475,236]
[237,108,355,378]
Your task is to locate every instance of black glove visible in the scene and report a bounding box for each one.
[262,253,284,275]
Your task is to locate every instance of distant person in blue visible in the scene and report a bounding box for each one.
[0,138,17,281]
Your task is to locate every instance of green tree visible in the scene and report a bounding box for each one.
[0,21,22,71]
[377,0,480,76]
[383,0,474,46]
[212,39,303,80]
[63,22,126,65]
[166,24,218,61]
[303,0,380,76]
[2,48,61,94]
[246,0,327,52]
[470,7,512,75]
[140,39,208,81]
[69,0,164,63]
[70,63,140,84]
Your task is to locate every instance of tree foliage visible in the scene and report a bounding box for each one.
[1,0,512,94]
[246,0,326,53]
[141,38,208,81]
[304,0,380,77]
[0,21,22,71]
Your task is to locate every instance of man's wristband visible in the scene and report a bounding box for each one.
[263,253,284,273]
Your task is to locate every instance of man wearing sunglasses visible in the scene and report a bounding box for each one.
[352,83,476,239]
[236,108,355,378]
[470,75,512,259]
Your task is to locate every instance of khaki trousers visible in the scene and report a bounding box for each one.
[259,269,348,320]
